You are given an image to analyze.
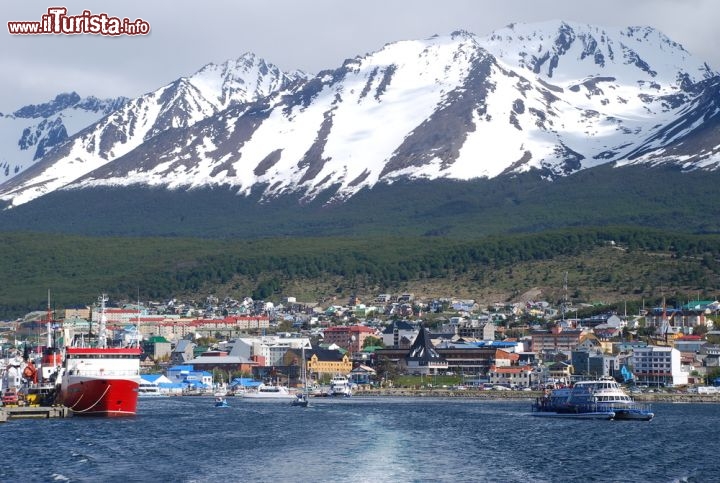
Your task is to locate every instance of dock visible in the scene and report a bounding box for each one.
[0,405,72,422]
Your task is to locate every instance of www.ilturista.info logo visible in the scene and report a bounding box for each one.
[8,7,150,36]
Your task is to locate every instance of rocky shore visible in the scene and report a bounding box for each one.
[353,388,720,403]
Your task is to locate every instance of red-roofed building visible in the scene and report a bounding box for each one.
[493,349,520,367]
[323,325,377,354]
[139,316,271,341]
[488,364,534,388]
[531,325,585,354]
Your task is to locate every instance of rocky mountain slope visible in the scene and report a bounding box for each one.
[0,21,718,218]
[0,92,127,183]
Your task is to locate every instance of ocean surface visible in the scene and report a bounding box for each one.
[3,396,718,483]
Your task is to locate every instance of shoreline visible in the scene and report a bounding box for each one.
[352,388,720,403]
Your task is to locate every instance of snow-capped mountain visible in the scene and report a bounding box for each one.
[1,21,719,209]
[0,92,127,183]
[0,53,305,206]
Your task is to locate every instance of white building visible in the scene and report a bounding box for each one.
[230,335,311,366]
[381,321,418,348]
[488,365,534,388]
[630,346,689,387]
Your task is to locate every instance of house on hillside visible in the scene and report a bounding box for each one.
[167,365,193,382]
[547,361,573,385]
[631,346,689,386]
[322,325,377,354]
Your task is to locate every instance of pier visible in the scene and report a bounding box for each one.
[0,405,72,422]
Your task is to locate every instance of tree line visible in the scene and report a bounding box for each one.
[1,227,719,318]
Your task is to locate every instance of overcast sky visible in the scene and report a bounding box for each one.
[2,0,719,112]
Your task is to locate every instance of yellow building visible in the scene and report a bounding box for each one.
[305,348,352,378]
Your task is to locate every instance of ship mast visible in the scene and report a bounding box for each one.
[136,288,141,348]
[46,289,53,348]
[98,294,109,349]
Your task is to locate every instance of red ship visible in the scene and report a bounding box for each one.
[57,295,141,417]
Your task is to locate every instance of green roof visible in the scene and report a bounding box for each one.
[147,336,169,343]
[362,345,383,353]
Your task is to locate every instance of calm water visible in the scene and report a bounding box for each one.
[2,397,718,482]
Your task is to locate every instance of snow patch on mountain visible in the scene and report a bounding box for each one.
[0,53,306,207]
[0,92,127,184]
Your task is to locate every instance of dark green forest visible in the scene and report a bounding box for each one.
[2,227,719,318]
[1,165,719,239]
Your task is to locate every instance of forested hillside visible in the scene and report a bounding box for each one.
[2,228,719,318]
[1,165,719,238]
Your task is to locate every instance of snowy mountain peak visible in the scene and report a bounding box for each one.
[0,53,308,207]
[12,92,82,118]
[9,91,127,120]
[187,52,307,109]
[482,20,716,85]
[0,92,129,184]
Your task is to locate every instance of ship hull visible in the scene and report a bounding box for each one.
[60,376,139,417]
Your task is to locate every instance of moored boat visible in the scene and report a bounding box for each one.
[328,375,352,397]
[567,378,654,421]
[58,346,142,416]
[57,295,142,417]
[240,383,296,400]
[138,381,165,397]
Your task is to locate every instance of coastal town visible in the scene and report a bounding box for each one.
[3,290,720,406]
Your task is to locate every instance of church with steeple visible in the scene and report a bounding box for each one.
[405,324,448,375]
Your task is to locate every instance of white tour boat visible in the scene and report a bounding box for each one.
[241,383,296,400]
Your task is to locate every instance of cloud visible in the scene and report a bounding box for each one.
[1,0,718,110]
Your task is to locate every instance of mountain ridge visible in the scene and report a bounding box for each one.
[0,52,305,206]
[0,20,719,237]
[0,92,129,183]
